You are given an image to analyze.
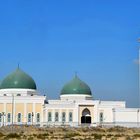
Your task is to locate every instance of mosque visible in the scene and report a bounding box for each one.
[0,67,139,127]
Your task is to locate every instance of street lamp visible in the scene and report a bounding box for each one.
[112,108,115,126]
[138,39,140,108]
[32,112,34,125]
[137,109,139,126]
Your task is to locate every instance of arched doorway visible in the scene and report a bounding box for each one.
[81,108,91,124]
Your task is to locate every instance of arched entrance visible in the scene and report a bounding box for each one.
[81,108,91,124]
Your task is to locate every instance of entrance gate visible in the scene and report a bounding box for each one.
[81,108,91,124]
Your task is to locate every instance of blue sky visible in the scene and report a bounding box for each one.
[0,0,139,107]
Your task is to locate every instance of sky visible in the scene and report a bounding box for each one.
[0,0,140,107]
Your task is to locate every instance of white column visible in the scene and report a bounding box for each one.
[13,98,16,124]
[46,109,48,123]
[33,103,35,124]
[41,104,44,125]
[53,109,55,124]
[94,103,99,125]
[59,109,62,124]
[66,110,69,124]
[97,105,99,124]
[4,103,6,126]
[77,107,79,126]
[24,103,27,124]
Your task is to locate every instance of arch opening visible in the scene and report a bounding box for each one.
[81,108,91,124]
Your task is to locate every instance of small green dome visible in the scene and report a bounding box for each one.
[61,76,92,96]
[0,68,36,90]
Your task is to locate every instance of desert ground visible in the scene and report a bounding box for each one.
[0,125,140,140]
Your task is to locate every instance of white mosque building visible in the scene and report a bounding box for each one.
[0,67,139,127]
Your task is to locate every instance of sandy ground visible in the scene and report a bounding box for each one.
[0,125,140,140]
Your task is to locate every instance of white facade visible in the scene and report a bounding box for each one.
[0,68,139,128]
[0,88,45,126]
[43,94,140,127]
[0,88,139,128]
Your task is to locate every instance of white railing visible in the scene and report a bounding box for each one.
[0,122,140,128]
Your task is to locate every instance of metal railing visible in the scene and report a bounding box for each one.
[0,121,140,128]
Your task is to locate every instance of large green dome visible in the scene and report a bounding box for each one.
[61,76,92,96]
[0,68,37,90]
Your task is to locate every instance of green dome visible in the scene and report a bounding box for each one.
[0,68,37,90]
[61,76,92,96]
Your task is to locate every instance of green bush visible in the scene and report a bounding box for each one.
[125,136,133,140]
[64,132,80,138]
[6,133,20,138]
[93,133,103,140]
[91,127,106,133]
[106,134,113,138]
[37,133,49,139]
[0,132,4,137]
[111,138,117,140]
[28,137,34,140]
[108,126,126,133]
[133,133,140,137]
[114,134,123,137]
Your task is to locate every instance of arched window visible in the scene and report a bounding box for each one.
[0,113,2,123]
[62,112,66,122]
[82,108,91,116]
[55,112,59,122]
[69,112,73,122]
[7,113,11,123]
[36,113,40,123]
[28,113,32,123]
[81,108,91,124]
[48,112,52,122]
[99,112,104,123]
[17,113,22,123]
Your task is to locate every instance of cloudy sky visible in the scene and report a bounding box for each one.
[0,0,139,107]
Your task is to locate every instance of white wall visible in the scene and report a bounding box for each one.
[115,108,140,123]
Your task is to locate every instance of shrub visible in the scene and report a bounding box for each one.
[108,126,126,133]
[37,133,49,139]
[125,136,133,140]
[106,134,113,138]
[111,138,117,140]
[6,133,20,138]
[37,134,45,139]
[93,133,103,140]
[64,132,80,138]
[133,133,140,137]
[28,137,34,140]
[0,132,4,137]
[91,127,106,133]
[114,134,123,137]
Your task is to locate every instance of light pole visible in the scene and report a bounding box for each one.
[137,109,139,127]
[138,38,140,108]
[32,112,34,125]
[112,108,115,126]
